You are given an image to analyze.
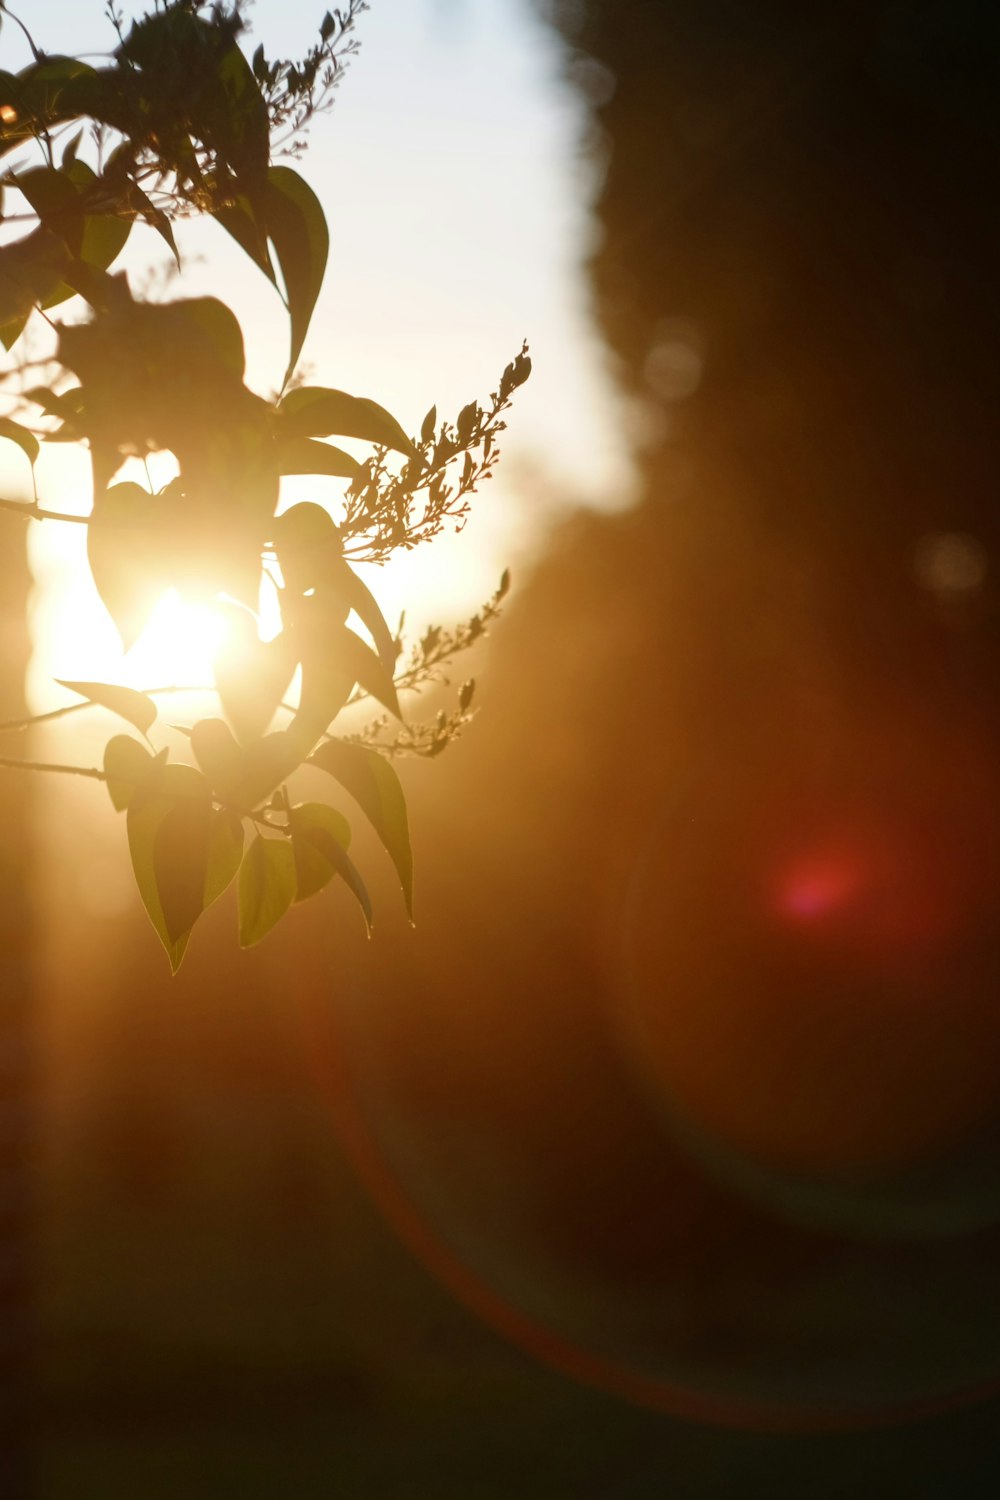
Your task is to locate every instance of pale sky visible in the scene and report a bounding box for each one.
[1,0,634,703]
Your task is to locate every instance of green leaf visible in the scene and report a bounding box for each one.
[264,166,329,387]
[191,717,300,809]
[190,717,244,796]
[213,192,275,281]
[289,607,398,750]
[274,505,395,674]
[274,435,360,480]
[103,734,163,812]
[14,165,85,252]
[330,626,402,720]
[272,502,344,596]
[0,417,38,467]
[289,801,351,902]
[160,296,246,381]
[204,807,245,909]
[126,764,212,970]
[0,225,72,334]
[238,835,297,946]
[56,678,157,736]
[153,785,214,942]
[307,739,413,918]
[278,386,417,459]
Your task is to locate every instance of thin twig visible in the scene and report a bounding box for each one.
[0,683,220,736]
[0,755,105,780]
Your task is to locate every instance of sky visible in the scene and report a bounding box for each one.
[0,0,635,705]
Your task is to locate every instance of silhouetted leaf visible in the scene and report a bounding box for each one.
[238,835,297,946]
[163,295,246,380]
[190,717,244,795]
[213,192,275,280]
[274,435,360,480]
[127,764,212,970]
[265,166,328,386]
[0,417,38,466]
[289,800,351,901]
[308,739,413,917]
[273,501,344,595]
[331,626,402,719]
[275,504,396,671]
[153,783,214,942]
[278,386,417,459]
[14,165,85,252]
[0,225,71,335]
[291,607,399,750]
[56,678,157,735]
[87,482,171,650]
[103,735,164,812]
[420,404,437,444]
[213,607,299,744]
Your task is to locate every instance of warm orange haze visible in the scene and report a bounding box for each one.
[2,0,1000,1494]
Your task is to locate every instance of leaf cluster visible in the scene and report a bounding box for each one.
[0,0,529,968]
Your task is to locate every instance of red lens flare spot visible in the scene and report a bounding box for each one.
[778,856,862,920]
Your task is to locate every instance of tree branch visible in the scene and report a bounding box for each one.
[0,755,105,781]
[0,496,90,525]
[0,684,219,736]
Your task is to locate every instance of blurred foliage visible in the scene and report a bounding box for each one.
[0,0,529,968]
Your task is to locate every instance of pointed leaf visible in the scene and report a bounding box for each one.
[289,801,351,902]
[56,678,157,735]
[274,436,360,480]
[307,739,413,917]
[264,166,329,386]
[213,193,275,280]
[331,626,402,720]
[278,386,417,459]
[87,482,171,651]
[153,786,214,943]
[190,717,243,795]
[127,764,211,971]
[205,807,245,908]
[0,417,38,467]
[212,607,299,744]
[103,734,163,812]
[238,835,297,946]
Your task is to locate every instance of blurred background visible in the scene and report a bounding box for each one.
[4,0,1000,1493]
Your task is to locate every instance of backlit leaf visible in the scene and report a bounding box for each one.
[204,807,245,908]
[153,784,214,942]
[265,166,329,387]
[213,607,298,745]
[278,385,417,459]
[213,192,275,280]
[238,835,297,946]
[0,417,38,466]
[308,739,413,918]
[56,678,157,736]
[274,435,360,480]
[87,482,171,651]
[289,801,351,902]
[103,735,163,812]
[127,764,212,970]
